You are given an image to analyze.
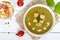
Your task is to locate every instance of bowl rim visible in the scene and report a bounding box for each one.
[23,4,56,37]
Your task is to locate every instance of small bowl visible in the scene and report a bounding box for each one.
[23,4,56,37]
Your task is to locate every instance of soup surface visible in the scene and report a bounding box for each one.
[25,6,53,34]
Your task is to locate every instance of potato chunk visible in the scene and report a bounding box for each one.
[47,22,50,26]
[43,27,46,30]
[36,23,41,27]
[39,20,44,24]
[34,13,39,18]
[40,15,45,19]
[32,27,35,31]
[33,18,37,23]
[28,22,31,25]
[37,29,42,32]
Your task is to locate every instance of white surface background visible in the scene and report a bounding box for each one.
[0,0,60,40]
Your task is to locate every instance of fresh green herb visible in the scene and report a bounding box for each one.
[54,2,60,14]
[46,0,55,7]
[36,15,42,23]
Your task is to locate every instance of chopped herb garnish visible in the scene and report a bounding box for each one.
[36,15,42,23]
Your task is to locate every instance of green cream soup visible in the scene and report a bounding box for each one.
[25,6,53,34]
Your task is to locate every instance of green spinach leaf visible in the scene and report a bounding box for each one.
[46,0,55,7]
[54,2,60,14]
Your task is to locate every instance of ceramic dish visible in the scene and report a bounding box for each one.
[23,4,56,37]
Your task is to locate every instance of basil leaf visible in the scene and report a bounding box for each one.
[36,15,40,23]
[54,2,60,14]
[46,0,55,7]
[36,15,42,23]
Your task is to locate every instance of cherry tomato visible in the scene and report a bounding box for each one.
[17,0,24,7]
[16,31,24,37]
[18,0,23,1]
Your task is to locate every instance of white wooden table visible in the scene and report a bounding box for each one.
[0,0,60,40]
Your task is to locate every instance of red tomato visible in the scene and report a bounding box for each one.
[17,31,24,37]
[18,0,23,1]
[17,0,24,7]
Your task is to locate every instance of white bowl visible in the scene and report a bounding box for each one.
[23,4,56,37]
